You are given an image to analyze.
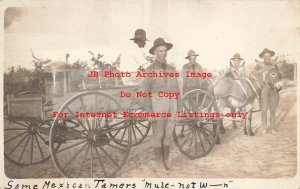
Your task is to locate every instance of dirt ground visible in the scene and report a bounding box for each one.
[4,86,297,178]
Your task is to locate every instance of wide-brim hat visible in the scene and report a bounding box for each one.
[149,37,173,55]
[130,29,148,41]
[185,50,199,59]
[230,53,244,60]
[259,48,275,58]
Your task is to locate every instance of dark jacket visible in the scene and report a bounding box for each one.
[142,60,181,112]
[182,62,203,93]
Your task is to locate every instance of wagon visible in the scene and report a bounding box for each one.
[4,60,221,178]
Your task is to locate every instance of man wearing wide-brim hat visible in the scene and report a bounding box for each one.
[143,37,180,172]
[130,29,149,48]
[250,48,282,134]
[250,48,276,76]
[182,50,205,94]
[225,53,247,80]
[119,29,153,73]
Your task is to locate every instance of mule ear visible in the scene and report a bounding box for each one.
[255,59,261,64]
[272,56,279,65]
[230,60,233,67]
[240,60,245,67]
[274,63,283,79]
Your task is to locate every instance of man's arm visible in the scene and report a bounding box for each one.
[241,66,249,78]
[142,71,153,112]
[181,65,188,93]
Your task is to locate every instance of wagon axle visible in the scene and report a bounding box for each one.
[87,131,110,146]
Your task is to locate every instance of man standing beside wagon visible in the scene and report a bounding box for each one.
[181,50,206,94]
[143,37,181,171]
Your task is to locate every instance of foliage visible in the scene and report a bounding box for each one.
[277,58,296,80]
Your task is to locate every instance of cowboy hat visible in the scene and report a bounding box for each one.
[259,48,275,58]
[230,53,244,60]
[185,50,199,59]
[149,38,173,55]
[130,29,148,41]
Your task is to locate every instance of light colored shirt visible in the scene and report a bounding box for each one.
[119,43,151,72]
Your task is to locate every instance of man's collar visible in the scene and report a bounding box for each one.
[263,61,273,65]
[188,62,198,65]
[155,59,167,66]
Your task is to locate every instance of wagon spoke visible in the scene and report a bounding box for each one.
[79,97,91,130]
[63,142,88,171]
[134,123,144,136]
[66,107,88,131]
[188,95,192,111]
[90,143,94,178]
[18,134,31,163]
[75,143,90,178]
[4,128,28,131]
[10,120,29,128]
[34,134,45,159]
[201,126,214,135]
[106,143,127,152]
[93,94,98,130]
[30,135,34,164]
[136,122,149,129]
[131,125,138,144]
[112,126,122,138]
[200,95,207,110]
[195,128,198,154]
[178,129,193,148]
[56,140,87,154]
[177,125,194,136]
[179,134,190,149]
[205,101,213,110]
[6,133,29,156]
[36,132,48,144]
[119,127,127,144]
[196,127,206,153]
[196,94,199,106]
[98,146,119,167]
[94,147,107,177]
[189,127,195,148]
[183,102,189,112]
[5,131,28,144]
[199,128,212,146]
[110,120,126,129]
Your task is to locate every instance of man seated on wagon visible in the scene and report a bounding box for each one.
[181,50,205,94]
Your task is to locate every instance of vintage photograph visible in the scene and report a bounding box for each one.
[2,0,299,183]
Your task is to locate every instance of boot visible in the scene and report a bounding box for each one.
[149,147,163,169]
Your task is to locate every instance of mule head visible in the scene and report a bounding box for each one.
[264,65,283,91]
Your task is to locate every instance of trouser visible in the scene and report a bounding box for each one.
[151,94,177,148]
[260,87,279,131]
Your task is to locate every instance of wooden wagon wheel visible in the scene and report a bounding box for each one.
[108,108,151,147]
[4,97,51,166]
[173,89,220,159]
[50,91,131,178]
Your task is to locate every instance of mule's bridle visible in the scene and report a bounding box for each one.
[253,66,280,90]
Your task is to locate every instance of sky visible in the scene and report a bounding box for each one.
[4,0,300,72]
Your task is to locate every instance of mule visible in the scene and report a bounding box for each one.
[210,60,282,135]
